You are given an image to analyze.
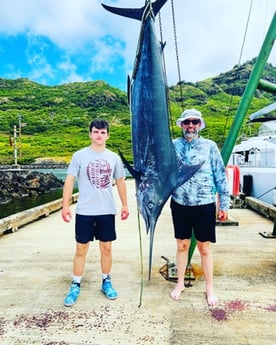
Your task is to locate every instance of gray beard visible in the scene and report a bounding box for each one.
[183,129,199,140]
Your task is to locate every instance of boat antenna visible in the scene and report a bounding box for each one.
[221,0,254,143]
[238,0,254,65]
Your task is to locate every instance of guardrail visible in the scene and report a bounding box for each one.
[0,193,78,236]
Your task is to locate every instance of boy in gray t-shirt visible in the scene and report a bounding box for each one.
[62,119,129,307]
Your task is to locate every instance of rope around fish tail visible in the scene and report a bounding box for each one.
[137,209,144,308]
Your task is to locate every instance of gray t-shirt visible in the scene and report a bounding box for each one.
[67,147,125,216]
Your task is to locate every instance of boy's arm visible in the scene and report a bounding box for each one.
[61,174,75,223]
[116,177,129,220]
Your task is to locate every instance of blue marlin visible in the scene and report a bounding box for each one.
[102,0,202,278]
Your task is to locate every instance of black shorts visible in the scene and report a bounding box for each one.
[75,214,116,244]
[170,198,216,243]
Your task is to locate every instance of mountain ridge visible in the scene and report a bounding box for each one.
[0,58,275,164]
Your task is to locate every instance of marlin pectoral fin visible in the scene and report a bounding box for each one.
[119,150,141,181]
[177,161,205,187]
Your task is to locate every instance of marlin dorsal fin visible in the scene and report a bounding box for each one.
[119,150,141,182]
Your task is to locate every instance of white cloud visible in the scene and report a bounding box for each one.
[89,38,126,73]
[0,0,104,48]
[0,0,274,88]
[153,0,276,84]
[96,0,276,85]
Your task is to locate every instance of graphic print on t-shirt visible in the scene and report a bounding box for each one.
[86,159,112,189]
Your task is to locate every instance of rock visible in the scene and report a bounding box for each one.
[0,170,64,205]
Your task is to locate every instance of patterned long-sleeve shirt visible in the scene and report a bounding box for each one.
[172,136,229,210]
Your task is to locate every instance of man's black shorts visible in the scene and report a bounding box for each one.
[170,198,216,243]
[75,214,116,243]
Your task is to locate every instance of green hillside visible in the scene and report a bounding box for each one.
[0,59,275,165]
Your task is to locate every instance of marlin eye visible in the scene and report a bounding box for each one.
[148,201,154,210]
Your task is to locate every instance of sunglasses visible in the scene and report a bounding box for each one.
[182,119,201,125]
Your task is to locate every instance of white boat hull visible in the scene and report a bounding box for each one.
[238,167,276,205]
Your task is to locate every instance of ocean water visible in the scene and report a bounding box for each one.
[34,168,68,181]
[0,169,68,219]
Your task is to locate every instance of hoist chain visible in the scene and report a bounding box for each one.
[158,11,175,137]
[171,0,184,110]
[158,0,184,137]
[170,0,182,89]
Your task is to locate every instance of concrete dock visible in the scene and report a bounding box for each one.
[0,179,275,345]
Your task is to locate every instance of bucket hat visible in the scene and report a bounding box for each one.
[176,108,205,130]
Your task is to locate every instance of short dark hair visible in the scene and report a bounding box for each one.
[89,119,109,133]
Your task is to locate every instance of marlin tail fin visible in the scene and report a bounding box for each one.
[102,0,168,21]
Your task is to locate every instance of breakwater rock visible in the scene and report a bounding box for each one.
[0,170,64,205]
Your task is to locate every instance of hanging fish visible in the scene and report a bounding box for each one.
[102,0,202,279]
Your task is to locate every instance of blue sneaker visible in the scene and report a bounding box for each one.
[64,282,80,307]
[102,276,118,300]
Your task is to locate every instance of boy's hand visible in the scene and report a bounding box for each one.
[121,207,129,220]
[62,208,72,223]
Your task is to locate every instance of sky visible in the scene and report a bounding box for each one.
[0,0,275,91]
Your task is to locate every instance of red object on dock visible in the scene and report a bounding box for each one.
[226,165,240,196]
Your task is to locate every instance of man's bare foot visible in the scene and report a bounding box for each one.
[206,290,218,306]
[170,284,185,300]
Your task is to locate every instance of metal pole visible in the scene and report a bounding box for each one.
[221,12,276,165]
[14,125,17,166]
[18,115,22,158]
[258,79,276,94]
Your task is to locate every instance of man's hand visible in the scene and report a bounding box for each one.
[218,210,228,221]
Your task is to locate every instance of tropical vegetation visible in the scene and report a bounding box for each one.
[0,58,275,165]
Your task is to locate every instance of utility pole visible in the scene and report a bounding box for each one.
[12,115,26,166]
[18,114,22,158]
[13,125,17,166]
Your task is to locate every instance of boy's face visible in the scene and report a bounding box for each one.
[90,126,109,144]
